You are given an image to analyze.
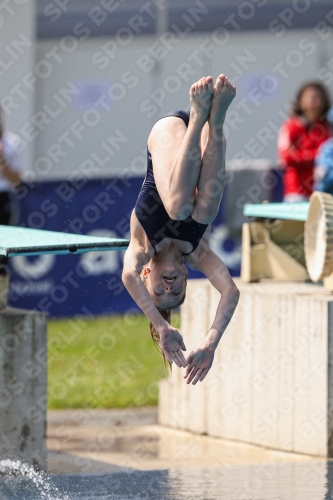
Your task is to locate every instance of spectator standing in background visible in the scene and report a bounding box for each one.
[277,82,332,202]
[314,137,333,195]
[0,106,22,225]
[314,105,333,195]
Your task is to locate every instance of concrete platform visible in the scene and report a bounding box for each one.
[159,280,333,457]
[46,408,320,474]
[0,408,328,499]
[43,408,331,499]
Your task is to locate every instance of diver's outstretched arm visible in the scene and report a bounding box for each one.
[122,243,187,368]
[184,248,240,384]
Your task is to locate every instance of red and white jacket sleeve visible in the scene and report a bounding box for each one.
[277,120,316,169]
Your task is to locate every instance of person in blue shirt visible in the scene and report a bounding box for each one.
[314,105,333,194]
[314,140,333,194]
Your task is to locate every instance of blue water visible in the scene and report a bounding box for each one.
[1,461,333,499]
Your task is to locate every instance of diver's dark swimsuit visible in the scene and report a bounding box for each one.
[134,109,208,255]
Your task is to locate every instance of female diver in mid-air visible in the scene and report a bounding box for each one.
[122,74,240,385]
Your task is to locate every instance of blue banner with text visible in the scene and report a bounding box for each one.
[7,172,282,317]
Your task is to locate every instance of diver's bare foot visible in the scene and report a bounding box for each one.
[189,76,214,125]
[208,74,236,128]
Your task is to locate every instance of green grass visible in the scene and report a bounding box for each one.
[48,313,180,409]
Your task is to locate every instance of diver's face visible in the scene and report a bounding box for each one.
[144,261,188,309]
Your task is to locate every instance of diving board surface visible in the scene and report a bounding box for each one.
[0,225,129,257]
[243,202,310,221]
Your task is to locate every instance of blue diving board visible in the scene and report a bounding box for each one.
[0,225,129,258]
[243,202,310,221]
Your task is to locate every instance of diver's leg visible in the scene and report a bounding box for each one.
[167,77,214,217]
[191,74,236,224]
[150,77,213,220]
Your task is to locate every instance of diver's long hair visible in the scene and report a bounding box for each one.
[141,268,187,370]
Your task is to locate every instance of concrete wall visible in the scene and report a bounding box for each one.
[3,2,333,181]
[159,279,333,456]
[31,29,332,180]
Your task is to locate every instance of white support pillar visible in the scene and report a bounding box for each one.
[0,307,47,471]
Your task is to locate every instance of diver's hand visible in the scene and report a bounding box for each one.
[160,325,187,368]
[183,345,215,385]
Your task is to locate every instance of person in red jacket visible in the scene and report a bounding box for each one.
[277,82,332,201]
